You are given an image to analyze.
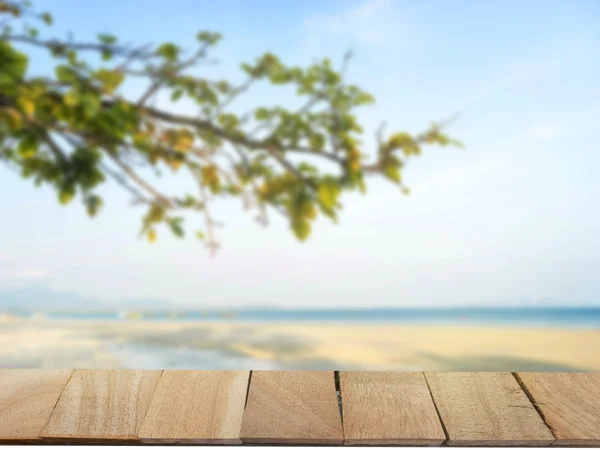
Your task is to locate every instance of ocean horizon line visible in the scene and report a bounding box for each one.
[3,305,600,313]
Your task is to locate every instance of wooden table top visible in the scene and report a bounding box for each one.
[0,370,598,446]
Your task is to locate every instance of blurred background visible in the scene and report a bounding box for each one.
[1,0,599,371]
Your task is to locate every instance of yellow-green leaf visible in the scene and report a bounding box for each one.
[1,109,22,131]
[18,98,35,116]
[17,136,37,158]
[85,195,103,217]
[384,165,401,182]
[291,219,311,241]
[58,189,75,205]
[41,12,52,25]
[147,229,157,243]
[94,69,125,94]
[317,180,340,209]
[64,91,79,107]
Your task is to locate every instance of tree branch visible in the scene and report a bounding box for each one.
[137,42,212,107]
[99,162,150,204]
[3,34,158,59]
[40,131,69,166]
[104,151,172,207]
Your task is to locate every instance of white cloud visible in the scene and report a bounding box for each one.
[459,56,562,112]
[458,33,596,113]
[515,107,600,147]
[412,159,504,197]
[0,269,53,280]
[519,125,569,144]
[303,0,413,48]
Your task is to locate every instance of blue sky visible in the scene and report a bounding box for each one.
[1,0,599,308]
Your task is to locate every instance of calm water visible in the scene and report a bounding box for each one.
[7,307,600,328]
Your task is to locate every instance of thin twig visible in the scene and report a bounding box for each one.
[104,151,172,206]
[4,34,158,59]
[197,175,220,256]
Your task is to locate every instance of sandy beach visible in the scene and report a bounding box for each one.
[1,318,599,371]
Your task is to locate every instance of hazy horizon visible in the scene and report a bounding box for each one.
[1,284,599,311]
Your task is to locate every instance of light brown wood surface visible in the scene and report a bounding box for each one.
[40,369,162,443]
[240,371,343,444]
[340,371,446,445]
[0,368,597,447]
[517,372,600,446]
[425,372,554,446]
[138,370,250,444]
[0,369,72,443]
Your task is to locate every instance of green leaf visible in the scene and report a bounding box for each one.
[384,165,401,182]
[97,33,117,45]
[291,219,311,241]
[147,229,157,243]
[55,65,78,83]
[64,90,79,106]
[94,69,124,94]
[254,108,270,121]
[144,203,166,225]
[171,89,183,101]
[156,43,180,61]
[1,109,22,131]
[309,133,326,151]
[41,12,53,25]
[196,32,222,45]
[66,50,77,65]
[58,188,75,205]
[298,162,318,176]
[79,94,101,119]
[355,91,375,106]
[167,217,185,238]
[317,179,340,209]
[217,113,239,130]
[214,80,230,94]
[17,136,38,159]
[84,195,103,217]
[0,40,29,82]
[195,230,205,240]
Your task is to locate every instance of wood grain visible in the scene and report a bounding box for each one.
[138,370,249,444]
[0,369,72,443]
[240,371,343,444]
[517,372,600,446]
[40,369,162,443]
[425,372,554,446]
[340,371,446,445]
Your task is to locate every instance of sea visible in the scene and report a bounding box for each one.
[5,307,600,328]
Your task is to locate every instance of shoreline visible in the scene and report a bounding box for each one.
[1,318,599,371]
[3,315,600,330]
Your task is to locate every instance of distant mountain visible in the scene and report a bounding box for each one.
[0,285,174,311]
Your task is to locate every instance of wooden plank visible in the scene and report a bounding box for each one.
[240,371,343,445]
[0,369,72,443]
[40,369,162,443]
[517,373,600,446]
[425,372,554,446]
[138,370,249,444]
[340,371,446,445]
